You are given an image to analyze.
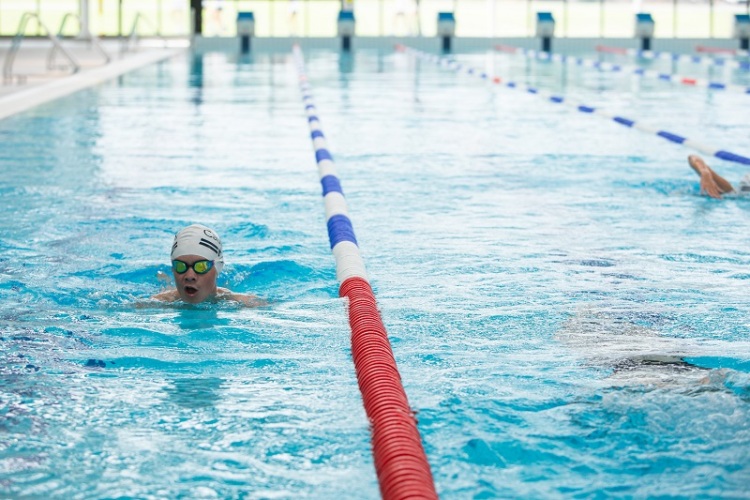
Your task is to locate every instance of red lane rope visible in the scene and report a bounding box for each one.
[340,277,438,499]
[595,44,629,54]
[695,45,738,54]
[495,43,519,53]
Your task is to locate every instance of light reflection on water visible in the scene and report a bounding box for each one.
[1,50,749,497]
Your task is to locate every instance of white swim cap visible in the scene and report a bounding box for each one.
[171,224,224,273]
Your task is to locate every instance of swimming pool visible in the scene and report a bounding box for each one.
[1,46,749,497]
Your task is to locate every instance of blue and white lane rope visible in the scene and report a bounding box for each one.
[596,44,750,71]
[292,54,368,284]
[496,44,750,94]
[399,45,750,166]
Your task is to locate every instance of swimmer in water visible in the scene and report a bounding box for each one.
[688,155,750,199]
[152,224,266,306]
[556,305,728,390]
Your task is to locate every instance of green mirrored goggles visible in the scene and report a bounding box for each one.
[172,259,214,275]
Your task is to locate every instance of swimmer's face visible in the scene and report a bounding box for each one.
[172,254,218,304]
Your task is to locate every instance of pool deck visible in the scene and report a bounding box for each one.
[0,38,187,120]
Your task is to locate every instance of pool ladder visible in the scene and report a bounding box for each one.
[3,12,110,85]
[120,13,167,55]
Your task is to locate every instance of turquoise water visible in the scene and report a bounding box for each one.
[1,49,750,498]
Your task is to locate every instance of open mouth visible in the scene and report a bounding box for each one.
[184,286,198,296]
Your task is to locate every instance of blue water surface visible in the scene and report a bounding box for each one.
[1,48,749,498]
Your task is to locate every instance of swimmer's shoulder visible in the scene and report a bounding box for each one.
[132,289,179,308]
[145,288,268,307]
[151,289,180,302]
[216,287,269,307]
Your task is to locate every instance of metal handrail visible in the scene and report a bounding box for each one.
[120,13,167,55]
[48,13,111,71]
[3,12,80,85]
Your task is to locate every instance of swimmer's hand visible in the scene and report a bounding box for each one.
[699,171,724,199]
[688,155,734,199]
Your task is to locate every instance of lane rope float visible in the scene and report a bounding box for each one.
[399,45,750,166]
[292,44,438,500]
[595,44,750,71]
[496,44,750,94]
[695,45,749,56]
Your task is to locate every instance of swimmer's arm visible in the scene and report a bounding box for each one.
[216,287,269,307]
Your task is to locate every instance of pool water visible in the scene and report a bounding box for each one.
[1,48,749,498]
